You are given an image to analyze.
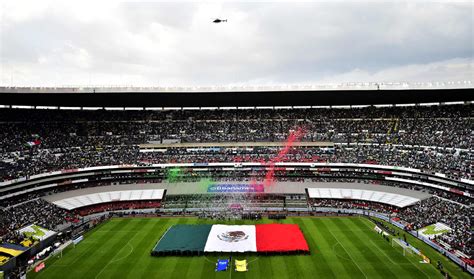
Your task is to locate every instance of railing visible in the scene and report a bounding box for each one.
[0,81,472,93]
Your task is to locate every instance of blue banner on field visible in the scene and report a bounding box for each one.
[207,184,264,193]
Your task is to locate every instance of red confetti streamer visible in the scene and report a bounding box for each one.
[263,127,305,187]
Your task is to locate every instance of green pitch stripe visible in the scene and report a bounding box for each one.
[333,218,399,278]
[135,218,184,279]
[349,218,418,277]
[269,256,291,279]
[287,218,317,278]
[330,218,399,278]
[149,217,191,279]
[279,219,306,278]
[322,218,374,278]
[312,218,354,278]
[283,253,304,279]
[50,218,135,278]
[46,218,139,279]
[352,218,435,278]
[85,218,151,278]
[110,218,170,278]
[293,218,335,278]
[305,218,344,278]
[34,219,128,279]
[315,218,365,278]
[255,252,274,279]
[54,218,126,268]
[127,218,176,279]
[351,218,439,279]
[29,217,460,279]
[186,251,206,279]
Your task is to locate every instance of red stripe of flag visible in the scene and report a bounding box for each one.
[256,224,309,252]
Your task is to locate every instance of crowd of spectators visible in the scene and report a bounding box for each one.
[310,199,398,213]
[1,144,472,182]
[164,193,286,211]
[0,105,471,267]
[0,199,71,245]
[0,104,472,181]
[399,197,473,257]
[75,200,161,216]
[1,105,472,148]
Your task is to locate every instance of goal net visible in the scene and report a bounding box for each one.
[392,238,414,256]
[392,238,430,263]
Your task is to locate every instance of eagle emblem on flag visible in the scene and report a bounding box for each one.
[217,231,249,242]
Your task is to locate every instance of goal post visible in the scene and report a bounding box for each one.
[53,240,74,259]
[392,238,414,256]
[391,238,431,263]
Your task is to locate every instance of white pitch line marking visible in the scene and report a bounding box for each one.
[327,229,369,279]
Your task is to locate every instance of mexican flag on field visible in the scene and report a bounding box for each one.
[152,224,309,254]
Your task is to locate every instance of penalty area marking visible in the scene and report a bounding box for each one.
[367,238,398,265]
[360,219,431,279]
[332,242,351,261]
[327,229,368,279]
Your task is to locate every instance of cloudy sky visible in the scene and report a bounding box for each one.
[0,0,473,87]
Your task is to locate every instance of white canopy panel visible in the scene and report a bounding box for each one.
[52,189,165,210]
[307,188,420,208]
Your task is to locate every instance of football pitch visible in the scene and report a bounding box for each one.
[28,217,470,279]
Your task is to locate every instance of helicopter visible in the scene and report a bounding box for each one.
[213,18,227,23]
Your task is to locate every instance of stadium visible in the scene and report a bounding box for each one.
[0,84,472,279]
[1,2,473,279]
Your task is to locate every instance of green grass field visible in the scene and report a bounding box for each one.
[28,217,471,279]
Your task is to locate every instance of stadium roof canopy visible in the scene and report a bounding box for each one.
[0,82,472,108]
